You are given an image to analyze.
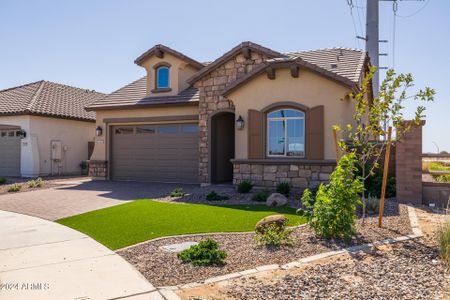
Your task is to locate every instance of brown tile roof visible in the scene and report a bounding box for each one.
[285,48,368,84]
[134,44,205,69]
[186,41,285,85]
[86,77,198,111]
[0,81,105,121]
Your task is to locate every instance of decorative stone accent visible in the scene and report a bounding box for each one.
[195,52,272,184]
[255,214,287,232]
[266,193,288,207]
[233,162,335,189]
[88,160,108,179]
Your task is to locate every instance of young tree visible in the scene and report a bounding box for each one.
[334,67,435,216]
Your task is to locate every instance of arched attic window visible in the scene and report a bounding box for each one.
[154,63,170,89]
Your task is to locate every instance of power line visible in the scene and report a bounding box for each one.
[396,0,431,18]
[347,0,362,49]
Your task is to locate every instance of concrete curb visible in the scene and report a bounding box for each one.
[159,204,423,299]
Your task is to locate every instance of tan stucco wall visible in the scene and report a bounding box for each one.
[140,52,198,96]
[90,105,199,161]
[226,68,354,160]
[29,116,95,175]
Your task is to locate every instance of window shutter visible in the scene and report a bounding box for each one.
[248,109,265,159]
[306,105,324,160]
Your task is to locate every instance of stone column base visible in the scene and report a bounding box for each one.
[88,160,108,180]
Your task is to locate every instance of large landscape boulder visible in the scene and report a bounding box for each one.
[266,193,288,207]
[255,214,287,233]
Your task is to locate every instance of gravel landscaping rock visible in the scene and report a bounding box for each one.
[118,200,411,287]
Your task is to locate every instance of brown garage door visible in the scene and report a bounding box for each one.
[0,129,21,177]
[111,123,199,183]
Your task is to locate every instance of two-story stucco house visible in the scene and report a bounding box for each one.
[86,41,370,188]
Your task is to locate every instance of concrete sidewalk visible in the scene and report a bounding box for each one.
[0,210,163,300]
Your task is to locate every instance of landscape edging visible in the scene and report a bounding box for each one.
[158,204,423,298]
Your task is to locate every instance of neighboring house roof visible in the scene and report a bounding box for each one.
[222,49,367,96]
[186,41,285,85]
[134,44,205,69]
[86,77,199,111]
[0,81,105,121]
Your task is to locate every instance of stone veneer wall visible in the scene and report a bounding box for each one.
[233,161,335,189]
[194,52,271,184]
[88,160,107,180]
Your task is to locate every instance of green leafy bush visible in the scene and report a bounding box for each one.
[276,181,291,196]
[237,180,253,193]
[252,189,271,202]
[0,177,7,184]
[299,153,364,241]
[170,187,186,197]
[8,184,22,193]
[206,191,229,201]
[254,223,293,248]
[28,177,43,188]
[438,221,450,266]
[435,175,450,183]
[361,169,396,198]
[177,238,227,266]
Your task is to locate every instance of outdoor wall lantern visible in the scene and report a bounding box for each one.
[95,126,103,137]
[236,115,245,130]
[16,129,26,139]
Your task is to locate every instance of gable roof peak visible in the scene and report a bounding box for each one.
[134,44,204,70]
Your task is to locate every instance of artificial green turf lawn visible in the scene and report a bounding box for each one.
[56,200,306,250]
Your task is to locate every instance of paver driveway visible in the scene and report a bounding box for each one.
[0,210,163,300]
[0,179,198,220]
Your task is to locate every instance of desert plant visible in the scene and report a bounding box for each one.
[254,223,294,248]
[170,187,186,197]
[28,177,43,188]
[177,238,227,266]
[299,153,364,241]
[334,67,434,217]
[0,177,7,184]
[206,191,229,201]
[237,180,253,193]
[438,221,450,266]
[252,189,271,202]
[276,181,291,196]
[362,195,380,215]
[8,183,22,193]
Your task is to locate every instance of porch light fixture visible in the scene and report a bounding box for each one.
[236,115,245,130]
[16,129,26,139]
[95,126,103,137]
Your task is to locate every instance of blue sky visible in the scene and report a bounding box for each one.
[0,0,448,152]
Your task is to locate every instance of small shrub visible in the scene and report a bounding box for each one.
[435,175,450,183]
[276,181,291,196]
[299,153,364,241]
[206,191,229,201]
[237,180,253,193]
[363,169,396,198]
[0,177,7,184]
[177,238,227,266]
[362,195,380,215]
[28,177,43,188]
[170,187,186,197]
[254,223,293,248]
[252,189,270,202]
[8,184,22,193]
[438,221,450,266]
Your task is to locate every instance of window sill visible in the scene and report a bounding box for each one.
[230,158,337,165]
[151,88,172,93]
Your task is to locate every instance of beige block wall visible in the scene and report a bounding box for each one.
[226,68,353,160]
[90,105,199,162]
[140,52,198,96]
[29,116,95,175]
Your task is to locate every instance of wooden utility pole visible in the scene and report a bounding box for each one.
[378,126,393,227]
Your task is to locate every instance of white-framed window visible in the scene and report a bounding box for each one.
[156,66,170,89]
[267,108,305,157]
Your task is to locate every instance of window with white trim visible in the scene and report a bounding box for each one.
[267,108,305,157]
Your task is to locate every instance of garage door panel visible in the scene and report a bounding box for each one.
[0,132,21,176]
[111,124,199,183]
